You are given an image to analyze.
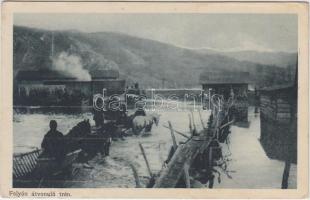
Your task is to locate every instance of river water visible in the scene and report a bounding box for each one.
[13,106,296,188]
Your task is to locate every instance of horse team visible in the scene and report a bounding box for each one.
[40,109,161,164]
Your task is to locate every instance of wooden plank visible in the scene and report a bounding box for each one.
[183,163,191,188]
[21,156,32,173]
[220,119,235,129]
[17,159,27,176]
[13,158,21,178]
[277,108,291,113]
[162,124,190,139]
[139,143,152,177]
[191,111,197,132]
[277,99,289,104]
[198,110,206,129]
[168,121,178,149]
[277,113,291,118]
[15,158,25,177]
[277,104,291,109]
[129,163,142,188]
[188,114,193,134]
[29,153,38,168]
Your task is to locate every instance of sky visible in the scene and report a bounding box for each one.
[14,14,297,52]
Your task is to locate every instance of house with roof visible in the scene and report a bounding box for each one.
[14,69,125,105]
[259,80,297,163]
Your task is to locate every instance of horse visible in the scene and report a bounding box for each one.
[64,119,91,153]
[132,113,160,135]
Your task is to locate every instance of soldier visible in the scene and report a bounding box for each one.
[93,109,104,127]
[41,120,65,162]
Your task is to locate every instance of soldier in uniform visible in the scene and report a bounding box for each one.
[41,120,65,162]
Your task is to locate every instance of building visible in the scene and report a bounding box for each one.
[259,60,297,164]
[15,70,75,96]
[14,69,125,105]
[199,71,250,122]
[259,83,297,163]
[89,70,125,95]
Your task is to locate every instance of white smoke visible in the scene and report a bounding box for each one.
[52,52,91,81]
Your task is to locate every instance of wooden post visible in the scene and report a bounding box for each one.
[188,114,193,134]
[198,110,206,129]
[163,124,190,139]
[168,121,178,149]
[139,143,152,177]
[191,111,197,132]
[183,163,191,188]
[219,119,235,129]
[129,163,142,188]
[282,143,292,189]
[281,159,291,189]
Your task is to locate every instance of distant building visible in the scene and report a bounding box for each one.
[89,70,125,95]
[14,69,125,105]
[199,71,250,122]
[90,70,120,80]
[15,70,74,96]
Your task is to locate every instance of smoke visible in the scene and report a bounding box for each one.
[52,52,91,81]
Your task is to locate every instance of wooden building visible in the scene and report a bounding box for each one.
[14,69,125,105]
[15,70,74,96]
[259,83,297,163]
[199,71,250,122]
[90,70,125,95]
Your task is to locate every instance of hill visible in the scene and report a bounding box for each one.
[196,48,297,68]
[13,26,295,88]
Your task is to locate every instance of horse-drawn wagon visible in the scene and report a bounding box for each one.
[13,119,96,187]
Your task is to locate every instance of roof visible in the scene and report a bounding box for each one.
[200,71,249,84]
[259,83,295,92]
[15,70,76,81]
[89,70,119,79]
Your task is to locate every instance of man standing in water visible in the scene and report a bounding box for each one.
[93,109,104,127]
[41,120,65,162]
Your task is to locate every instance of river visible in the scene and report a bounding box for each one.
[13,106,296,188]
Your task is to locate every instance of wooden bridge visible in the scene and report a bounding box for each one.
[152,101,234,188]
[153,134,212,187]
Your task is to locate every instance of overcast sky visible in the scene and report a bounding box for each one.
[14,14,297,52]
